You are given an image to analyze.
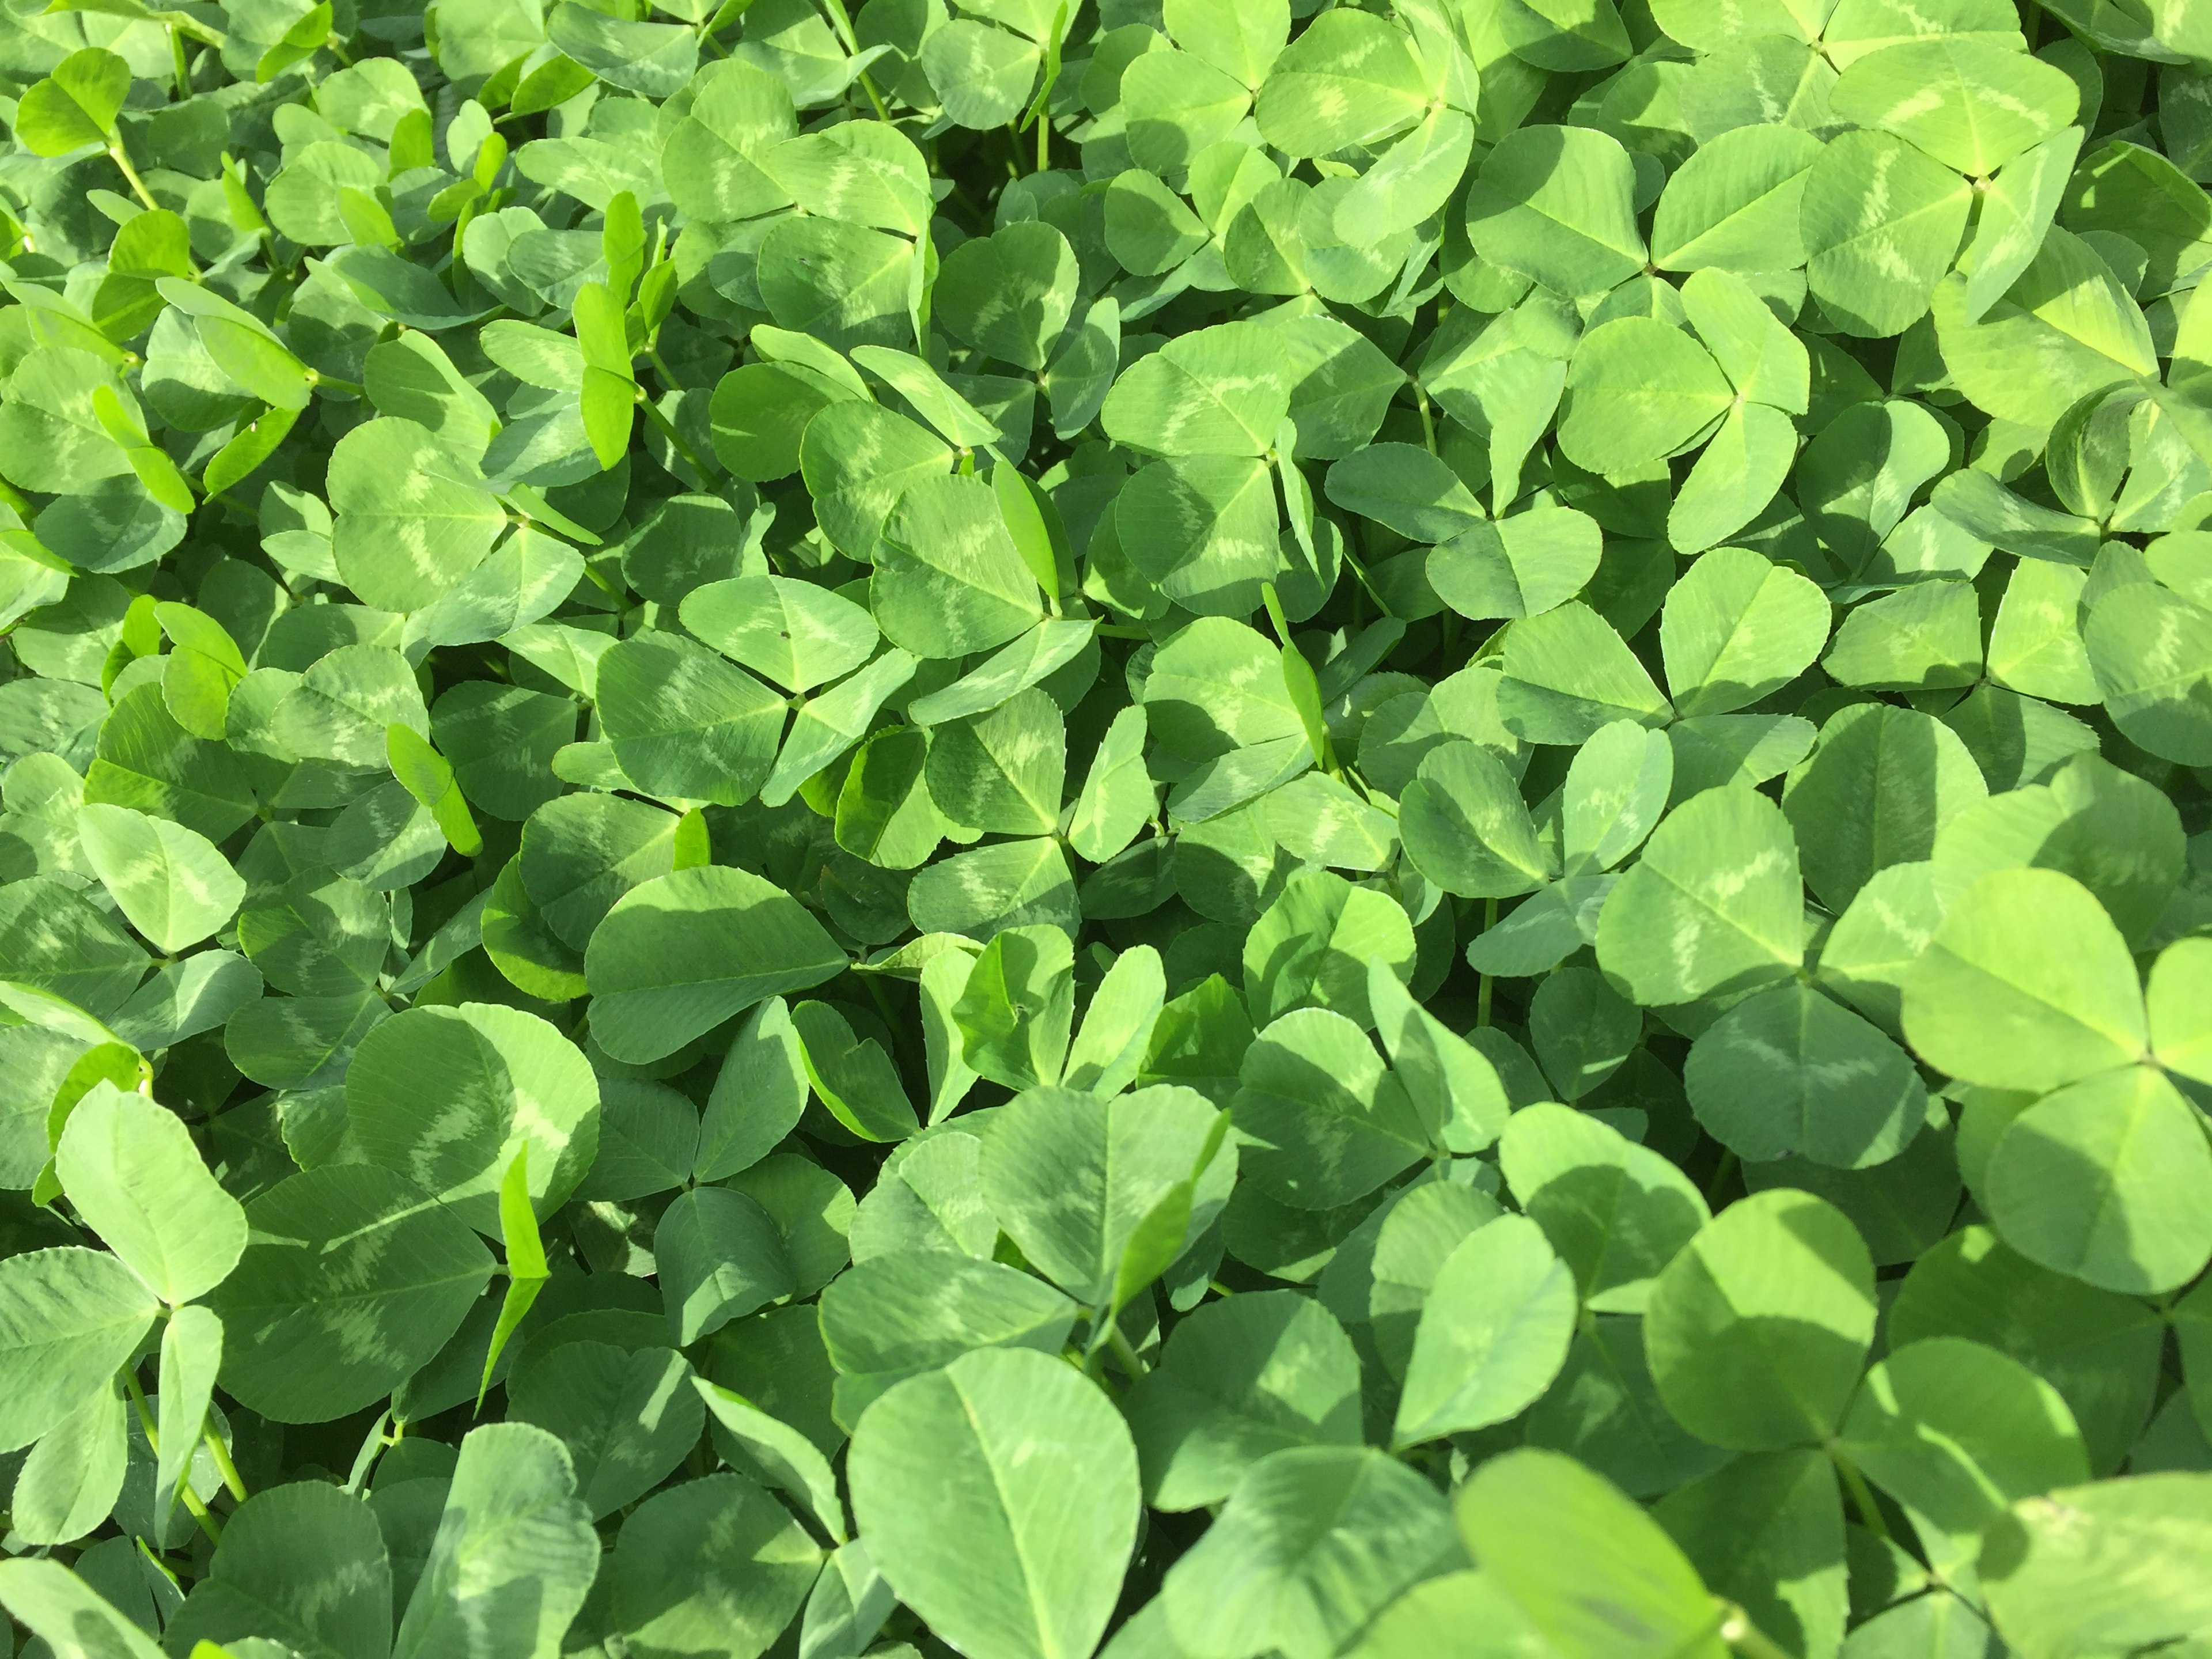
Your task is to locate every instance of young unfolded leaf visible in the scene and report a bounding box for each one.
[154,1304,222,1527]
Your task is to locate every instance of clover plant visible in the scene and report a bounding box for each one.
[0,0,2208,1654]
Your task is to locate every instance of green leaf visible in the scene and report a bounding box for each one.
[74,803,244,955]
[656,1186,796,1345]
[0,1247,157,1451]
[510,1341,704,1518]
[1466,126,1647,298]
[10,1381,124,1546]
[1393,1214,1577,1447]
[1123,1289,1362,1510]
[1840,1336,2089,1580]
[1497,602,1673,744]
[1499,1102,1710,1313]
[1801,130,1974,339]
[599,1471,825,1652]
[1981,1065,2212,1295]
[1160,1446,1457,1659]
[1594,786,1804,1005]
[848,1347,1139,1659]
[1828,39,2078,176]
[55,1082,247,1305]
[876,475,1046,657]
[1646,1188,1876,1450]
[584,866,847,1066]
[345,1002,599,1230]
[207,1166,494,1423]
[327,418,507,615]
[1102,321,1290,458]
[1692,979,1927,1173]
[982,1083,1228,1306]
[0,1559,169,1659]
[1902,868,2147,1091]
[395,1423,600,1659]
[164,1481,392,1659]
[1457,1448,1726,1659]
[1254,9,1430,157]
[1650,123,1823,272]
[13,49,130,156]
[1979,1474,2212,1659]
[1427,505,1603,622]
[1232,1007,1426,1209]
[1399,740,1552,899]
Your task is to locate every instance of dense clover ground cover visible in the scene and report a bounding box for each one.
[1,0,2211,1652]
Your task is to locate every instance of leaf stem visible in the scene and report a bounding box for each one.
[122,1370,222,1545]
[107,139,158,212]
[639,393,713,484]
[1704,1150,1739,1207]
[1475,897,1498,1025]
[1830,1445,1891,1541]
[169,25,194,100]
[1107,1324,1149,1378]
[1720,1605,1797,1659]
[204,1423,250,1502]
[857,70,890,123]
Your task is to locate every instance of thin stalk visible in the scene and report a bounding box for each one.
[107,137,158,211]
[1831,1446,1891,1541]
[1721,1607,1798,1659]
[1036,110,1049,173]
[1705,1149,1739,1206]
[122,1372,222,1545]
[307,370,364,397]
[856,70,890,123]
[169,25,193,99]
[639,394,713,484]
[1475,897,1498,1025]
[1107,1325,1149,1378]
[1414,384,1438,454]
[204,1424,250,1502]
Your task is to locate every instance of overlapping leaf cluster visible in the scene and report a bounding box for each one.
[0,0,2210,1653]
